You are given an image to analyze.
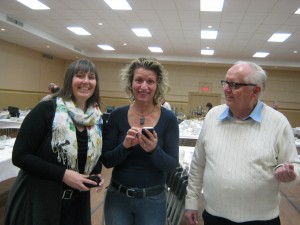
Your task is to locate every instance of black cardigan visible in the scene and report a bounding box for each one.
[4,99,102,225]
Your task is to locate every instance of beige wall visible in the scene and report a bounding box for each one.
[1,39,300,126]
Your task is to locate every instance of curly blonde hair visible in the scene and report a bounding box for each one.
[120,57,170,105]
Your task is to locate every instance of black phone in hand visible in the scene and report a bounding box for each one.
[142,127,154,139]
[84,175,101,188]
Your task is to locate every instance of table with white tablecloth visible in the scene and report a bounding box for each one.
[0,119,23,129]
[179,146,195,171]
[0,118,23,136]
[0,111,9,119]
[0,138,19,182]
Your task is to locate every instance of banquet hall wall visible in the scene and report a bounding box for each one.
[1,39,300,127]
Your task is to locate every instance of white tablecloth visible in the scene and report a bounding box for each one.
[179,146,195,170]
[0,111,9,119]
[179,134,199,140]
[0,118,23,129]
[0,138,19,182]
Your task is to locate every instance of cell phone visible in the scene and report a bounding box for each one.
[84,175,101,188]
[142,127,154,139]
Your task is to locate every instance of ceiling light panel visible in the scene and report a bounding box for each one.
[201,49,214,55]
[201,30,218,39]
[104,0,132,10]
[17,0,50,10]
[148,47,163,53]
[97,45,115,50]
[200,0,224,12]
[132,28,152,37]
[253,52,269,58]
[268,33,291,42]
[67,27,91,35]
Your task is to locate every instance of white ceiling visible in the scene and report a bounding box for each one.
[0,0,300,70]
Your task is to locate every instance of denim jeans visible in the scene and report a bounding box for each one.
[104,185,166,225]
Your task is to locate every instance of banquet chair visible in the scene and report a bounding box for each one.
[166,169,185,211]
[167,179,188,225]
[8,106,20,118]
[166,167,188,225]
[166,166,183,202]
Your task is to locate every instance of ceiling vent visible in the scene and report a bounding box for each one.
[42,53,53,60]
[6,16,23,27]
[74,46,82,52]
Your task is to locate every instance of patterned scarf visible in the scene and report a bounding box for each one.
[51,97,103,174]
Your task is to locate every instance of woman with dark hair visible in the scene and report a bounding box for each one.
[4,58,104,225]
[101,57,179,225]
[41,83,60,101]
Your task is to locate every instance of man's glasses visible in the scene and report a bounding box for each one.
[221,80,256,90]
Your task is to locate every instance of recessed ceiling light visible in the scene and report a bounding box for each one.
[201,49,214,55]
[123,43,127,46]
[46,45,50,48]
[201,30,218,39]
[17,0,50,10]
[268,33,291,42]
[132,28,152,37]
[253,52,269,58]
[67,27,91,35]
[104,0,132,10]
[148,47,163,53]
[293,50,298,54]
[1,28,5,31]
[97,45,115,50]
[200,0,224,12]
[98,22,103,26]
[295,8,300,14]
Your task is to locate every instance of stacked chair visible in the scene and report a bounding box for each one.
[8,106,20,118]
[166,166,189,225]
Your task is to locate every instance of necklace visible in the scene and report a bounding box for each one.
[133,104,156,125]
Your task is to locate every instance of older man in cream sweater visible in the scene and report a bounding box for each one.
[185,61,300,225]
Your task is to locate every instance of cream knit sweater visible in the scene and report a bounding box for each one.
[185,103,300,222]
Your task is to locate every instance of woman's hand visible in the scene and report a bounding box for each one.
[95,175,104,193]
[63,170,104,191]
[139,129,158,153]
[123,127,140,149]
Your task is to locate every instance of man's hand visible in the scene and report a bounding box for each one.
[184,210,199,225]
[274,163,296,182]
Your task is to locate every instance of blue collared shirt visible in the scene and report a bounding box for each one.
[218,100,263,123]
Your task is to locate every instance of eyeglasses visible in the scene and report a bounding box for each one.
[221,80,256,90]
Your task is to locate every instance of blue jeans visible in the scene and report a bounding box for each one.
[104,185,166,225]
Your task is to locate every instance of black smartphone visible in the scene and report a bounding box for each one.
[84,175,101,188]
[142,127,154,139]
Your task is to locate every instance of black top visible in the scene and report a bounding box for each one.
[101,105,179,188]
[4,99,102,225]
